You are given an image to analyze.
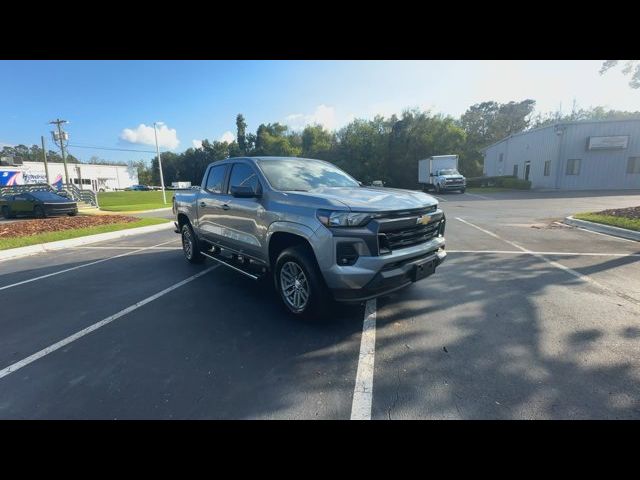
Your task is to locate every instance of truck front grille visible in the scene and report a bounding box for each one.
[376,207,442,254]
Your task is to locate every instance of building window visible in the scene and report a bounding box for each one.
[566,159,581,175]
[513,164,518,177]
[627,157,640,174]
[544,161,551,176]
[499,153,504,163]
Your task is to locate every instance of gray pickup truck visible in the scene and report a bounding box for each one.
[173,156,446,318]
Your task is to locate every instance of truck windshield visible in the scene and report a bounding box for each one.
[439,169,459,175]
[257,158,359,191]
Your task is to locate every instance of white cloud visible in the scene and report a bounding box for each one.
[120,123,180,150]
[220,131,235,144]
[284,104,336,131]
[192,139,203,149]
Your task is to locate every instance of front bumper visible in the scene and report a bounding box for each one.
[331,247,446,302]
[441,183,465,190]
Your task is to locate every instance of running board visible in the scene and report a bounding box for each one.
[200,251,260,280]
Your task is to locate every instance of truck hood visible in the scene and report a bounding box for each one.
[282,186,438,212]
[440,174,465,180]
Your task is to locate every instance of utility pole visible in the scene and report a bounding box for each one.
[153,122,167,204]
[49,118,70,187]
[40,135,50,184]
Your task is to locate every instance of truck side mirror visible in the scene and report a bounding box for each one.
[230,185,260,198]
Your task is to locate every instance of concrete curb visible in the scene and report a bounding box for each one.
[0,221,175,262]
[97,207,173,215]
[564,216,640,242]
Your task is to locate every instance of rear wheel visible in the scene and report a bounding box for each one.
[68,211,78,216]
[181,223,204,264]
[274,245,329,319]
[33,205,45,218]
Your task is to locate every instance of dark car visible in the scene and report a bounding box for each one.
[1,191,78,219]
[126,185,151,191]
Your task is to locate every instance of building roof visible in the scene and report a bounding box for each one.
[481,117,640,153]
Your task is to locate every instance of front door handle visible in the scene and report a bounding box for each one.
[221,204,230,210]
[200,202,206,207]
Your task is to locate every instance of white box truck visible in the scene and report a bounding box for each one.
[418,155,466,193]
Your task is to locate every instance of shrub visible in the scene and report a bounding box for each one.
[466,175,530,189]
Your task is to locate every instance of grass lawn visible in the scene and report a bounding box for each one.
[0,217,170,250]
[574,212,640,232]
[98,191,174,212]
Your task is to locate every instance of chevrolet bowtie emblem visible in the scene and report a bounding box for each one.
[417,214,431,225]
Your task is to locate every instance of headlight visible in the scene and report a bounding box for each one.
[316,209,371,227]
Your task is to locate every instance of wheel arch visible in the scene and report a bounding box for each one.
[267,222,317,269]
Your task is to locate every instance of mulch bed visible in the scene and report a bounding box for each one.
[0,215,138,238]
[595,206,640,220]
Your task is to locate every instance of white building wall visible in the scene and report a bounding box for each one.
[5,162,138,191]
[483,119,640,190]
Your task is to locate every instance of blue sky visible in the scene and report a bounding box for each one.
[1,60,638,164]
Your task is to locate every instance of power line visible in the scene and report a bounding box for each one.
[68,144,157,154]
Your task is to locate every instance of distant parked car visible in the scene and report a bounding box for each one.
[1,191,78,219]
[125,185,151,191]
[371,180,385,187]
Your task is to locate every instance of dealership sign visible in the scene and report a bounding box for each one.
[587,135,629,150]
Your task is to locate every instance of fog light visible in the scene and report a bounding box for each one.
[337,243,359,266]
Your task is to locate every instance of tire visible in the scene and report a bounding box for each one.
[33,205,45,218]
[435,184,441,194]
[274,245,329,319]
[181,223,204,264]
[68,211,78,216]
[1,206,9,219]
[460,188,466,194]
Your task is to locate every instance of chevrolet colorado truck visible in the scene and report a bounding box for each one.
[173,157,446,318]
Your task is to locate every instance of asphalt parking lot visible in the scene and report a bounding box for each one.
[1,189,639,419]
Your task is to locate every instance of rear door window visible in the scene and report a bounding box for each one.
[205,165,227,194]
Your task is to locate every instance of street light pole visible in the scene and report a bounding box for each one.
[153,122,167,204]
[49,118,70,187]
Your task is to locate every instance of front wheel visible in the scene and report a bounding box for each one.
[181,223,204,264]
[460,188,466,194]
[274,245,329,319]
[435,184,441,194]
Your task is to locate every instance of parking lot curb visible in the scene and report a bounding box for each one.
[0,221,175,262]
[564,216,640,242]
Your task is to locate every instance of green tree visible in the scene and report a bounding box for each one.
[236,113,248,154]
[600,60,640,89]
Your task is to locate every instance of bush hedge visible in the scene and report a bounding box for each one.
[466,175,531,189]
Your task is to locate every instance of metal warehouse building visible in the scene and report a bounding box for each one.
[482,118,640,190]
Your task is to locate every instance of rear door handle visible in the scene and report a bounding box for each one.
[200,202,206,207]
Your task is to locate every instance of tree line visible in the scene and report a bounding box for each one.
[5,99,638,190]
[143,102,639,189]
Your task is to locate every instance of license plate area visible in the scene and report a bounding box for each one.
[412,257,436,281]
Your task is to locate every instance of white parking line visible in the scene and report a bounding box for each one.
[463,192,492,200]
[0,239,180,292]
[0,265,219,380]
[455,217,640,306]
[447,250,640,257]
[350,299,377,420]
[72,246,182,250]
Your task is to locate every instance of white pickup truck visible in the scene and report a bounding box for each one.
[418,155,466,194]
